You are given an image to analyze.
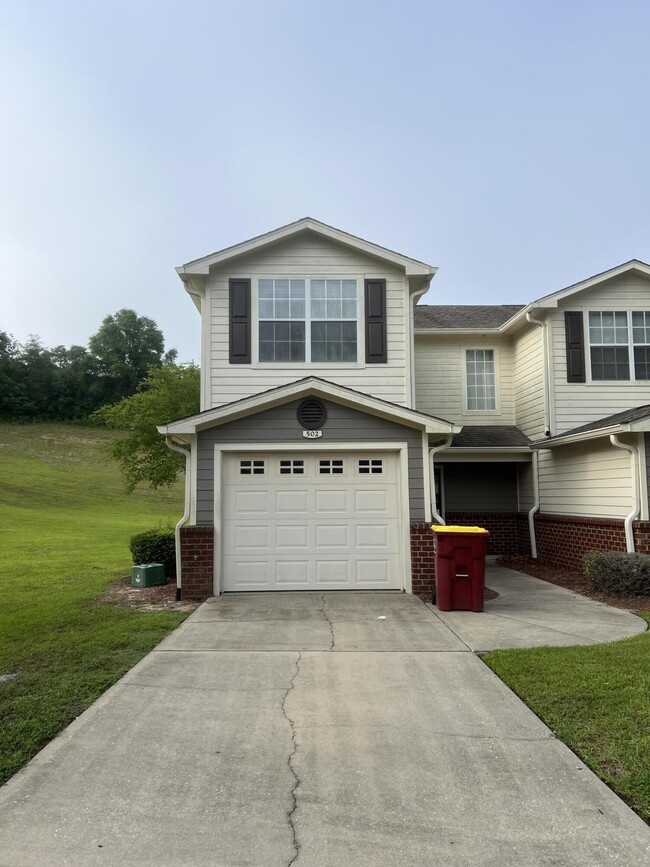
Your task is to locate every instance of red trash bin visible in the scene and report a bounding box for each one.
[431,525,490,612]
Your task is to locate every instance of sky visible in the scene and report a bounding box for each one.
[2,0,650,362]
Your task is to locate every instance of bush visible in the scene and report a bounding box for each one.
[584,550,650,596]
[130,528,176,577]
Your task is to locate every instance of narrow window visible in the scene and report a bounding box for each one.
[319,459,344,475]
[279,459,304,475]
[465,349,496,411]
[240,459,265,476]
[310,280,357,362]
[358,458,383,474]
[588,311,630,380]
[632,311,650,380]
[258,279,306,362]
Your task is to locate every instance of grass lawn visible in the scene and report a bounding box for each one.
[0,422,188,786]
[483,613,650,823]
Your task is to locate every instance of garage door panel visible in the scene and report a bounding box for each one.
[222,451,403,592]
[356,560,391,585]
[315,524,350,548]
[316,560,350,585]
[275,490,309,513]
[275,561,310,587]
[276,524,309,549]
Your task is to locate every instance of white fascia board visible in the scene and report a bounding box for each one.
[436,449,532,463]
[176,218,436,278]
[158,379,459,436]
[500,260,650,332]
[414,328,502,336]
[530,425,626,449]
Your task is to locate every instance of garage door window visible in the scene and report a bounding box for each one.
[358,458,383,474]
[319,459,344,474]
[239,459,265,475]
[279,459,304,475]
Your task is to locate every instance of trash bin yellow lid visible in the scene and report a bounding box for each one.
[431,525,489,534]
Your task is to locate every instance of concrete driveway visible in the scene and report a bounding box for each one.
[0,568,648,866]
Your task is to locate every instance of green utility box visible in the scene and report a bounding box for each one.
[131,563,166,588]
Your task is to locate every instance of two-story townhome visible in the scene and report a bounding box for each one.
[158,219,650,600]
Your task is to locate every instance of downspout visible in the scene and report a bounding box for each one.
[410,286,429,408]
[528,451,540,559]
[610,435,640,553]
[526,311,551,436]
[429,435,453,524]
[164,437,192,600]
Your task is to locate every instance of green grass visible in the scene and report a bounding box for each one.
[0,423,187,785]
[483,615,650,823]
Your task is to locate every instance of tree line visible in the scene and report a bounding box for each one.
[0,309,178,421]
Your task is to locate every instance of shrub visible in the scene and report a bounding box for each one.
[584,550,650,596]
[130,528,176,577]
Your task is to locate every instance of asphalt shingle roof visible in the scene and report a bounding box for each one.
[430,426,531,449]
[539,404,650,444]
[414,305,524,330]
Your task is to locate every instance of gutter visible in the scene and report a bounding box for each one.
[429,436,453,524]
[526,311,551,436]
[531,424,625,450]
[164,437,192,600]
[609,435,640,553]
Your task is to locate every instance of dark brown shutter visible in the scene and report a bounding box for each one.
[365,279,387,363]
[564,311,585,382]
[229,278,251,364]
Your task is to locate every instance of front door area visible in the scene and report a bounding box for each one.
[221,450,403,591]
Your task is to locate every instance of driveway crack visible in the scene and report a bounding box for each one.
[320,595,335,651]
[281,651,302,866]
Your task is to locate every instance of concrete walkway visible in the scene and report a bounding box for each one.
[0,567,648,866]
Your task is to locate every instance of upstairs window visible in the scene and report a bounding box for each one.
[258,279,357,363]
[588,311,650,380]
[465,349,496,411]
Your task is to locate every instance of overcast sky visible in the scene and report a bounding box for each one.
[2,1,649,362]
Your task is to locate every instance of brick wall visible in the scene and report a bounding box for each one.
[444,511,531,556]
[534,513,650,572]
[410,523,436,600]
[180,525,214,600]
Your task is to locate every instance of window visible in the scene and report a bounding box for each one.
[240,460,265,475]
[465,349,496,411]
[358,459,383,474]
[258,279,357,363]
[319,459,344,474]
[279,459,304,475]
[588,311,650,380]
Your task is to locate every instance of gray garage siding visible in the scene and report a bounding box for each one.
[443,463,519,512]
[195,398,425,524]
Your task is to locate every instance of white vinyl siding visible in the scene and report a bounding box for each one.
[538,439,634,518]
[205,234,409,407]
[551,274,650,433]
[414,335,515,424]
[512,324,545,438]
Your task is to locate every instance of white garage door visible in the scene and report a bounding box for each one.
[221,451,404,591]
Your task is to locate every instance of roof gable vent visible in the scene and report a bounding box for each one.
[297,398,327,429]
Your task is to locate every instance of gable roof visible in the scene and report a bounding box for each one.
[177,218,437,279]
[158,376,460,437]
[415,305,524,331]
[532,404,650,448]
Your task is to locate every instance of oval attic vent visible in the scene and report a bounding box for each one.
[297,398,327,429]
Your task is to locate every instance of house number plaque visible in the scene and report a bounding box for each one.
[302,430,323,438]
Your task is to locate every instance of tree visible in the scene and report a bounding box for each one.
[94,361,200,491]
[88,309,171,404]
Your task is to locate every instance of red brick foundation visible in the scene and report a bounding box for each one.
[410,523,437,600]
[534,513,650,572]
[445,511,531,557]
[180,525,214,600]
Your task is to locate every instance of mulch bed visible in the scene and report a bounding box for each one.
[497,555,650,613]
[99,576,199,612]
